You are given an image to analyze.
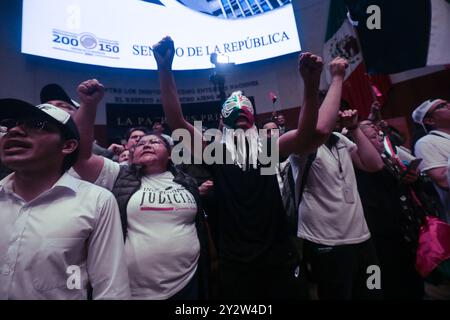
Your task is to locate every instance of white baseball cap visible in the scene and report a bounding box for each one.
[412,99,443,129]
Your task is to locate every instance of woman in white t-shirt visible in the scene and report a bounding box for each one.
[109,134,206,300]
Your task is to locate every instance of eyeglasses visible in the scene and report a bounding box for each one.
[0,118,58,133]
[135,138,163,148]
[427,102,450,117]
[434,102,449,111]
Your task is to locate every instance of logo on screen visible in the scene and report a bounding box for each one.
[80,33,98,50]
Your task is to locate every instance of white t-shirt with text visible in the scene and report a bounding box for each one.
[125,171,199,299]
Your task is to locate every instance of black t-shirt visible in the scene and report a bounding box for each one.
[206,142,293,265]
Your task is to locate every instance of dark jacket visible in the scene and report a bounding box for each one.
[111,164,210,299]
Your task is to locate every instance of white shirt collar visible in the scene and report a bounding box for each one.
[0,171,79,197]
[0,173,15,194]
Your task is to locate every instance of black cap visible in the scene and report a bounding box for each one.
[40,84,79,109]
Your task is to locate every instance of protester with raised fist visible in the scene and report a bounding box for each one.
[151,36,334,299]
[67,77,209,300]
[0,98,130,300]
[289,57,384,300]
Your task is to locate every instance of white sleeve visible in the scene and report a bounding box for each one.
[333,132,357,153]
[94,158,121,191]
[87,190,130,300]
[415,138,448,172]
[68,158,120,191]
[67,167,81,180]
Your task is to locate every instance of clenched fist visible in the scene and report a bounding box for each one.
[298,52,323,85]
[153,36,175,71]
[77,79,104,108]
[329,57,348,79]
[339,109,359,130]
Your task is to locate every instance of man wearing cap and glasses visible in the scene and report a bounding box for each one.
[41,80,124,190]
[412,99,450,223]
[40,83,115,159]
[0,93,130,299]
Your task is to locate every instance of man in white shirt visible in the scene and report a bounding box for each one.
[291,103,385,299]
[412,99,450,222]
[0,93,130,299]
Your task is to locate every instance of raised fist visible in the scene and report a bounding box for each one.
[329,57,348,78]
[77,79,104,107]
[298,52,323,85]
[339,109,359,130]
[152,36,175,70]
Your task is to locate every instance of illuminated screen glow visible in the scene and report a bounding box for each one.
[21,0,301,70]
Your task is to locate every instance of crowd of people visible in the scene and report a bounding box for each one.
[0,36,449,300]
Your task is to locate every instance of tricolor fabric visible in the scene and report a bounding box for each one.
[345,0,450,75]
[220,91,260,171]
[323,0,391,119]
[221,91,255,129]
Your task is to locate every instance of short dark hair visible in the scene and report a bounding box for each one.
[422,113,436,132]
[130,132,172,154]
[58,129,79,172]
[262,118,279,128]
[125,126,148,141]
[129,132,173,171]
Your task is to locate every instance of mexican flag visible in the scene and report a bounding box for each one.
[346,0,450,75]
[323,0,390,119]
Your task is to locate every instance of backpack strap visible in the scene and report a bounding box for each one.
[295,151,317,209]
[430,132,450,140]
[285,151,317,264]
[283,151,317,236]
